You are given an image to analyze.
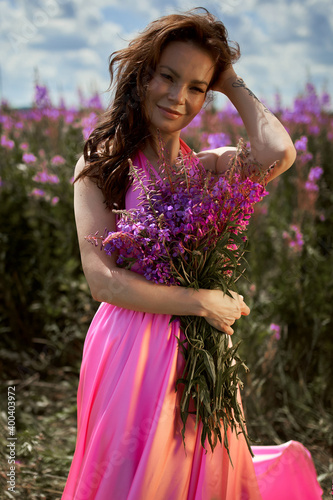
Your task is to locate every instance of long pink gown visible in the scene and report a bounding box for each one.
[62,142,323,500]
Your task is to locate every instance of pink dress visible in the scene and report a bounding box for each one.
[62,142,323,500]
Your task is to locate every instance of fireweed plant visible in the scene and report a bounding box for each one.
[87,138,275,462]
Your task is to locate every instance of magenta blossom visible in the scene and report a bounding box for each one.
[295,136,308,152]
[305,166,323,192]
[33,171,59,184]
[205,132,231,149]
[1,135,15,149]
[34,84,51,108]
[30,188,46,198]
[283,224,304,252]
[51,155,65,165]
[308,166,323,182]
[269,323,281,340]
[23,153,37,164]
[100,148,269,285]
[81,112,98,141]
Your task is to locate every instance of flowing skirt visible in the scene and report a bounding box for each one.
[62,303,323,500]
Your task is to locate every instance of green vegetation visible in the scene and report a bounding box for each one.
[0,83,332,498]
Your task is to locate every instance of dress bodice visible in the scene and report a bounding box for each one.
[125,139,192,211]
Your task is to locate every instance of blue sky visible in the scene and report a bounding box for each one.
[1,0,332,109]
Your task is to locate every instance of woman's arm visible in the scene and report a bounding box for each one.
[74,155,249,335]
[199,66,296,182]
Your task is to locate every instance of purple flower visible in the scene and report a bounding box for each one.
[81,112,98,141]
[205,132,231,149]
[1,135,14,150]
[182,109,204,131]
[269,323,281,340]
[283,224,304,252]
[64,111,75,124]
[320,92,330,108]
[290,224,304,250]
[295,136,308,152]
[304,166,323,192]
[51,196,59,205]
[30,188,46,198]
[95,140,269,287]
[309,125,320,136]
[33,171,59,184]
[51,155,65,165]
[44,108,60,120]
[20,142,29,151]
[308,166,323,182]
[305,181,319,192]
[34,84,51,109]
[23,153,37,164]
[299,152,313,165]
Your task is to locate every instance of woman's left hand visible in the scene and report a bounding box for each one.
[210,64,238,94]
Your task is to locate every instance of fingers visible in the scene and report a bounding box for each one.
[205,318,234,335]
[223,325,234,335]
[238,293,250,316]
[241,303,250,316]
[220,317,235,335]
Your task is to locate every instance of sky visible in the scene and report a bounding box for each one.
[1,0,332,110]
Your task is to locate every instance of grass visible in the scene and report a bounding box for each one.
[0,363,331,499]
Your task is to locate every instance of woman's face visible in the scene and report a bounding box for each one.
[145,41,215,140]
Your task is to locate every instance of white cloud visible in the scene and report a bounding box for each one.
[0,0,332,108]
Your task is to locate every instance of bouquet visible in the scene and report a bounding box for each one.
[87,139,274,462]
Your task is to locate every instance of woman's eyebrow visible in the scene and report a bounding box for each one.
[159,65,209,86]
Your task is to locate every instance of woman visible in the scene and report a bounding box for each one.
[62,9,322,500]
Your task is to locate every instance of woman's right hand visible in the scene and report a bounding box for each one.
[200,289,250,335]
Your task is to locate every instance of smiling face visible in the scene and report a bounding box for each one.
[145,41,215,142]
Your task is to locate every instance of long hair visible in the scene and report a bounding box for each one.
[76,8,240,209]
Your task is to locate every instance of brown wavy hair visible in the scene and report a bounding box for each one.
[76,7,240,209]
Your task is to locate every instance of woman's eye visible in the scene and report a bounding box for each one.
[161,73,173,81]
[192,87,205,94]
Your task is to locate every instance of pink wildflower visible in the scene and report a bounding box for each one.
[295,136,308,152]
[23,153,37,164]
[81,112,98,141]
[1,135,15,150]
[269,323,281,340]
[30,188,46,198]
[51,155,65,165]
[33,171,59,184]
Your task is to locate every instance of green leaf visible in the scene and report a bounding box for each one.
[202,349,216,384]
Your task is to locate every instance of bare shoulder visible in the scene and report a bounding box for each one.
[74,154,86,177]
[196,147,237,175]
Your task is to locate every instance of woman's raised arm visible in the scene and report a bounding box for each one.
[209,66,297,182]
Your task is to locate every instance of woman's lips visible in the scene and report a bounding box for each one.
[157,105,183,119]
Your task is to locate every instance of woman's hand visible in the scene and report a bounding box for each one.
[200,289,250,335]
[210,64,238,94]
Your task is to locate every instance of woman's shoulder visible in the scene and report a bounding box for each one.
[74,154,86,177]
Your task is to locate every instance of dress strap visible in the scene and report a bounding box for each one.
[179,138,192,155]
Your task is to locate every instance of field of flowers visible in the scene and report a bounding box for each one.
[0,83,332,498]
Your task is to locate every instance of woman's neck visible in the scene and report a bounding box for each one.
[142,132,181,170]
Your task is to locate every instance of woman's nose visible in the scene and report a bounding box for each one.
[168,84,186,104]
